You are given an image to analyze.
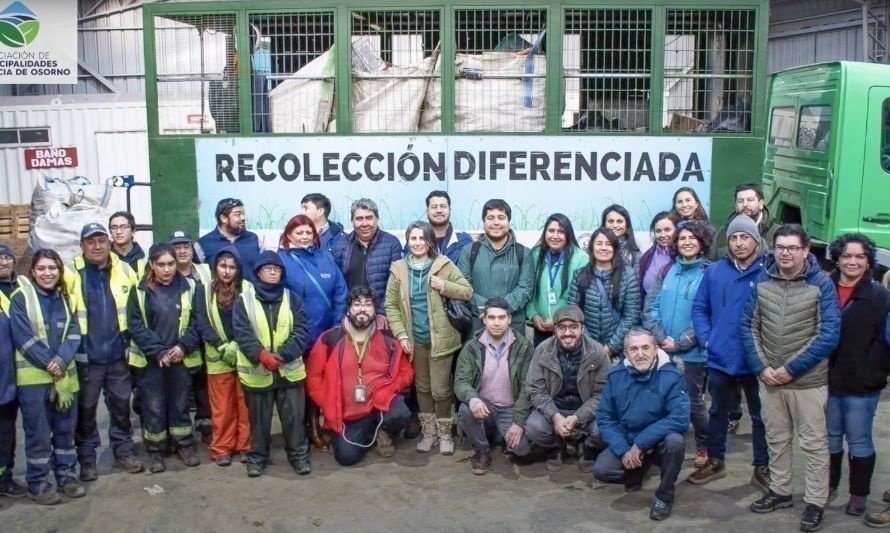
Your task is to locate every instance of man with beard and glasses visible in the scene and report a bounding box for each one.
[196,198,262,282]
[306,286,414,466]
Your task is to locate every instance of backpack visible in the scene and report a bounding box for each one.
[468,240,525,271]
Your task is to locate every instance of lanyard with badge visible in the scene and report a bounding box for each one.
[352,333,369,403]
[546,252,563,310]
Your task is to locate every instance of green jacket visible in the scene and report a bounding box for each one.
[453,330,534,426]
[458,232,534,333]
[385,255,473,359]
[525,245,589,322]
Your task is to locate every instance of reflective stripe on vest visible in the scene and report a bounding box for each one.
[14,284,79,390]
[236,287,305,388]
[128,279,201,369]
[70,255,135,365]
[204,280,252,375]
[0,276,31,314]
[193,263,211,287]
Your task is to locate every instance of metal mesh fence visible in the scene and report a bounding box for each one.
[351,11,442,133]
[253,12,335,134]
[453,9,547,132]
[663,9,755,134]
[563,9,651,132]
[154,14,237,135]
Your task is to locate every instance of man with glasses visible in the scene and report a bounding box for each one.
[525,305,610,473]
[0,243,27,497]
[196,198,262,282]
[741,223,841,533]
[306,286,414,467]
[108,212,145,276]
[68,223,145,481]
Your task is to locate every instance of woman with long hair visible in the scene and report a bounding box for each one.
[638,212,678,297]
[670,187,710,223]
[10,249,82,504]
[385,220,472,454]
[601,205,642,269]
[526,214,588,346]
[643,220,711,467]
[194,247,252,466]
[567,228,641,361]
[127,243,202,473]
[278,214,347,452]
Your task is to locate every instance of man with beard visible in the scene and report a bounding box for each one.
[403,191,472,264]
[306,286,414,466]
[0,243,26,497]
[525,305,610,473]
[108,212,146,276]
[712,183,774,260]
[196,198,262,282]
[593,328,690,521]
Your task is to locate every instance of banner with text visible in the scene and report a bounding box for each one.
[0,0,76,84]
[195,136,712,234]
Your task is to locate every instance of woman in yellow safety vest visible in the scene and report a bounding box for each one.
[9,249,83,505]
[127,243,202,473]
[194,246,252,466]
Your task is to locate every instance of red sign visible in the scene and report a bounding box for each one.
[24,147,79,170]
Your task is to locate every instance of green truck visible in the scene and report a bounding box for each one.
[763,61,890,268]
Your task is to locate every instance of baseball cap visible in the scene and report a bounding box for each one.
[168,231,193,245]
[215,198,244,219]
[81,223,109,240]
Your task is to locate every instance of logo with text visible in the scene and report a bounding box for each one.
[0,2,38,48]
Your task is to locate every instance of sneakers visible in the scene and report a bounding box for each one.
[865,505,890,528]
[649,497,672,521]
[246,461,263,478]
[28,488,61,505]
[727,419,741,435]
[376,430,395,458]
[750,490,794,513]
[114,455,146,474]
[545,449,564,472]
[215,455,232,467]
[415,413,438,453]
[687,457,727,485]
[751,465,771,492]
[293,460,312,476]
[846,495,868,516]
[694,449,709,468]
[799,503,824,532]
[177,446,201,467]
[79,462,98,482]
[0,475,27,498]
[59,481,86,499]
[149,453,166,473]
[471,450,492,475]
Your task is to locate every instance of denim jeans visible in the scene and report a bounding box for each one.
[706,368,767,465]
[457,400,530,455]
[330,395,411,466]
[827,392,880,457]
[683,362,709,452]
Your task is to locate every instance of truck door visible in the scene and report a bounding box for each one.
[859,88,890,250]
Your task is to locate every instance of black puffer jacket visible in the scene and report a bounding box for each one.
[828,272,890,395]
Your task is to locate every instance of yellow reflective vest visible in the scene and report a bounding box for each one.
[0,275,31,314]
[13,283,79,390]
[128,278,201,369]
[236,286,305,389]
[204,280,252,375]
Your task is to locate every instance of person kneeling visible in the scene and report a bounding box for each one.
[454,298,533,475]
[525,305,610,473]
[593,328,690,521]
[306,287,414,466]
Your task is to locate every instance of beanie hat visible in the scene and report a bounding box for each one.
[726,214,760,244]
[253,250,285,277]
[0,243,14,260]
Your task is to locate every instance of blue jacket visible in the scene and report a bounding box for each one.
[197,227,262,283]
[278,246,348,346]
[643,257,708,364]
[596,350,690,456]
[78,260,128,364]
[320,221,344,254]
[0,310,14,404]
[330,229,403,315]
[402,224,472,265]
[691,254,764,376]
[10,287,80,372]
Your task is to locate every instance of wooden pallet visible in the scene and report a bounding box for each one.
[0,204,32,275]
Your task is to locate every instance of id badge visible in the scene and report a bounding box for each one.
[354,384,367,403]
[547,291,558,305]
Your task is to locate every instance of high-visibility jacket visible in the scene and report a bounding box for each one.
[66,254,137,364]
[191,263,211,287]
[236,286,305,388]
[13,283,79,390]
[0,275,31,314]
[203,280,251,375]
[129,278,202,369]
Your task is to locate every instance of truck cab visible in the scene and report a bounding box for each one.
[763,61,890,267]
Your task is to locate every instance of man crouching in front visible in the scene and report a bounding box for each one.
[306,286,414,466]
[593,327,690,521]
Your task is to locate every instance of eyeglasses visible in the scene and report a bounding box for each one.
[0,255,13,263]
[109,224,132,232]
[350,301,374,310]
[259,265,281,273]
[775,245,804,255]
[555,323,581,333]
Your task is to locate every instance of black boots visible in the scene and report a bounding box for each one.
[847,454,876,516]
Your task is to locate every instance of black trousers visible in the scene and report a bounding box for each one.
[0,399,17,477]
[75,359,136,463]
[593,433,686,504]
[244,383,307,468]
[139,363,195,454]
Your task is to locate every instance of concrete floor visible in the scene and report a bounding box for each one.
[2,394,888,533]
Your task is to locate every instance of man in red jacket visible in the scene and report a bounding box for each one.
[307,286,414,466]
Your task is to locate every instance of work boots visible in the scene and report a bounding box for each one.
[376,430,395,458]
[437,418,455,455]
[415,413,438,453]
[847,454,877,516]
[306,401,328,452]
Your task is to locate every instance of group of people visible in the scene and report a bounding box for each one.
[1,185,889,531]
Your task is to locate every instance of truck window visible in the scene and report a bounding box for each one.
[796,105,831,151]
[882,99,890,173]
[768,106,794,147]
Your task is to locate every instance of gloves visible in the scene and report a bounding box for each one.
[258,350,282,372]
[219,342,238,367]
[54,373,76,411]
